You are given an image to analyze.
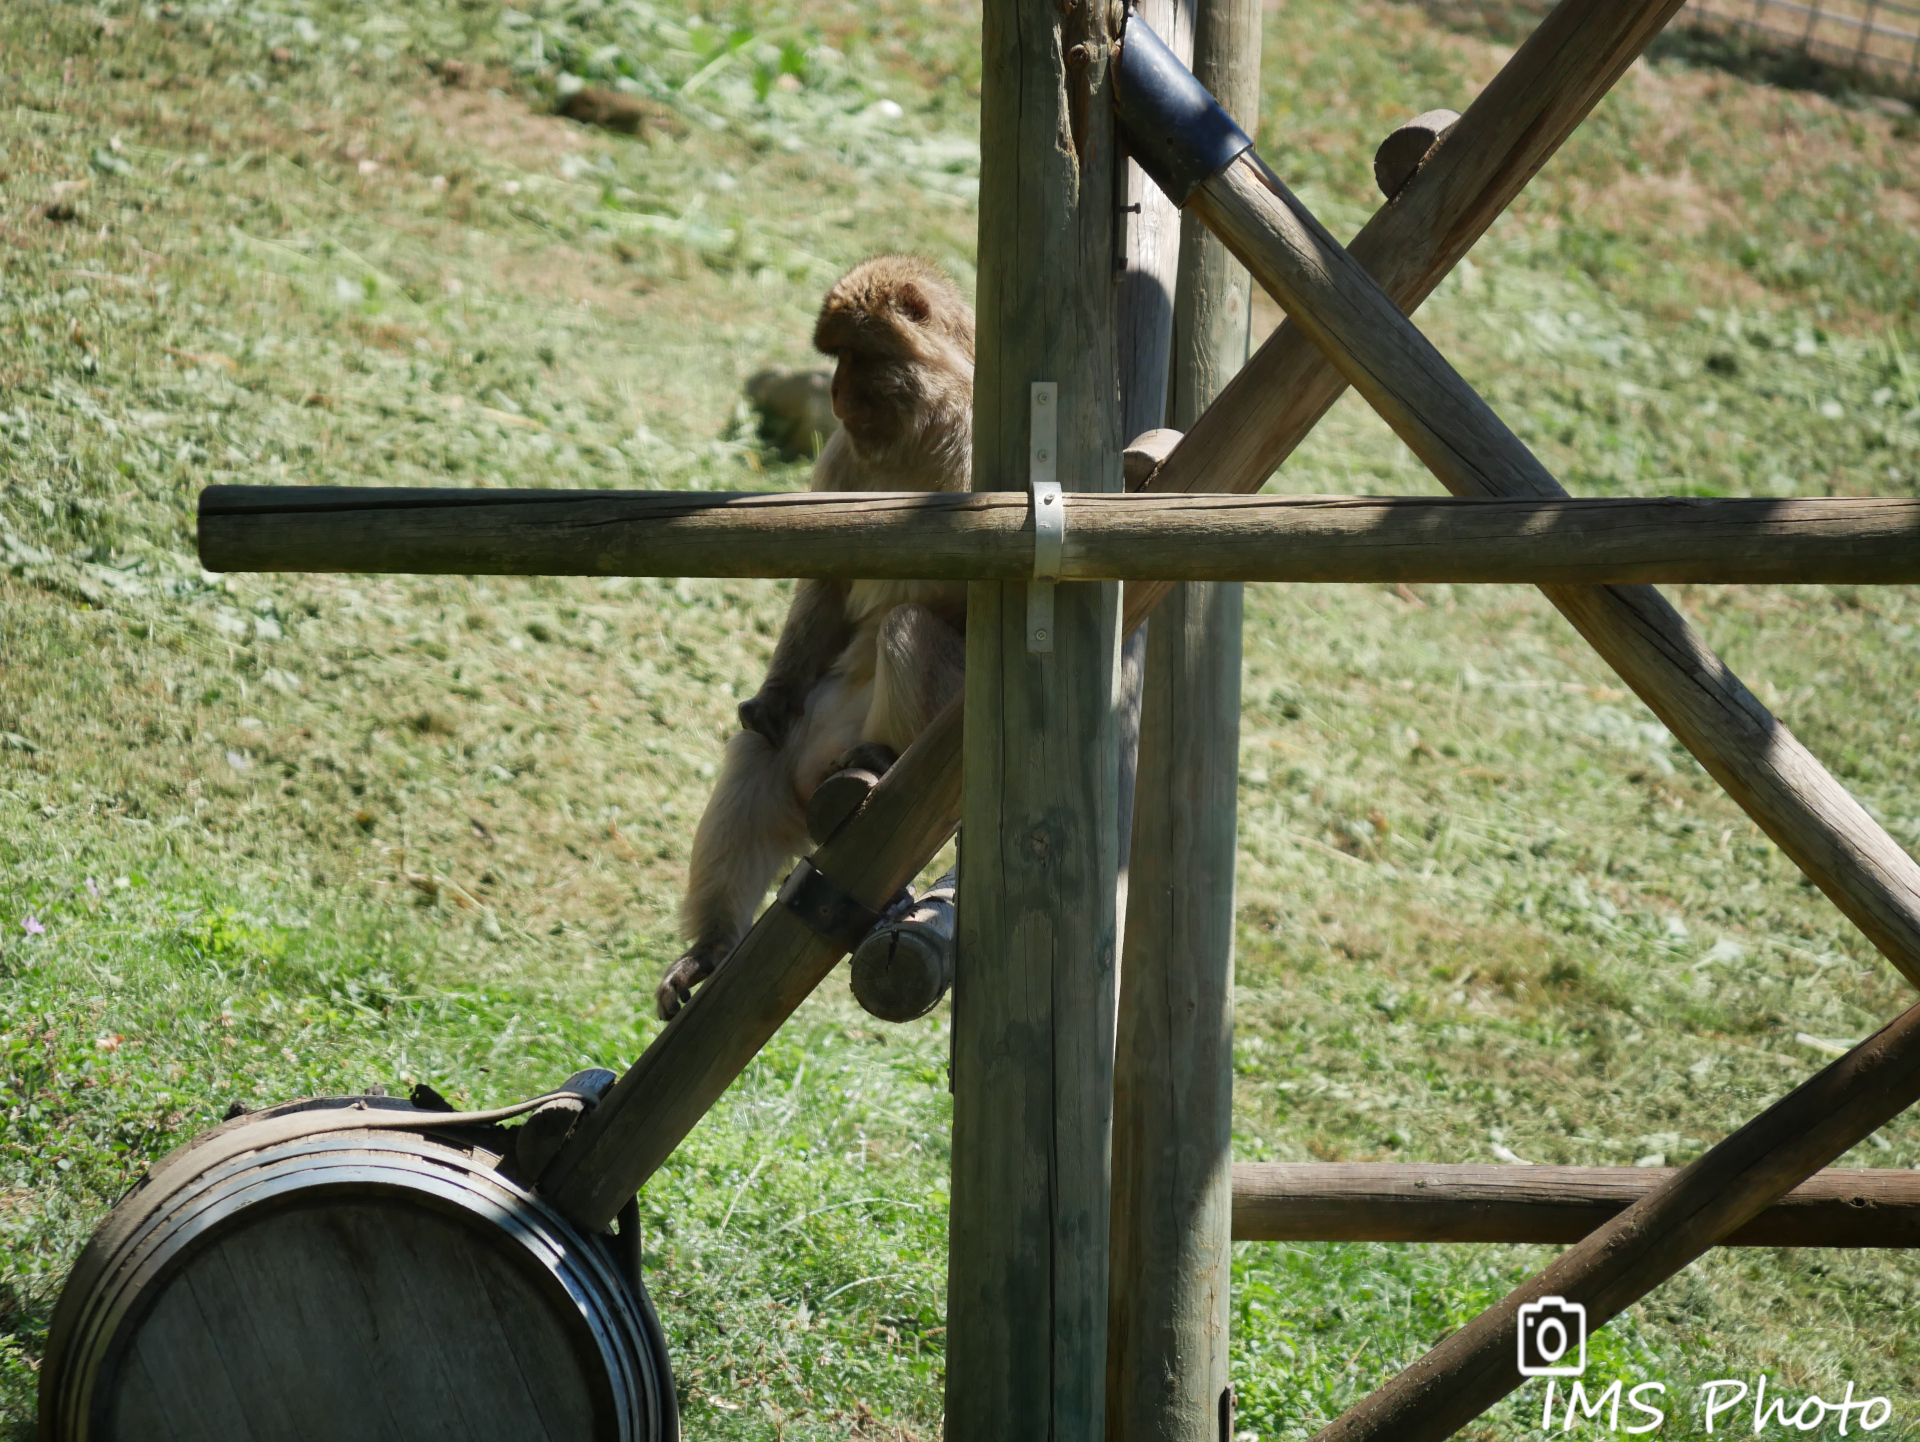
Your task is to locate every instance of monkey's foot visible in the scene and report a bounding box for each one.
[655,943,727,1021]
[805,743,900,846]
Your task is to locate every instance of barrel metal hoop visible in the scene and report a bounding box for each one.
[51,1127,674,1442]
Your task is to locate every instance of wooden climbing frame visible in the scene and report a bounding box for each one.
[195,0,1920,1435]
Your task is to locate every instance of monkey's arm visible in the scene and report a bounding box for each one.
[738,578,854,746]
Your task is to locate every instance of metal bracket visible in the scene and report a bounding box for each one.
[778,856,883,953]
[1028,381,1062,654]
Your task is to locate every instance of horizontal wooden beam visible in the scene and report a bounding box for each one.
[197,486,1920,585]
[1233,1162,1920,1248]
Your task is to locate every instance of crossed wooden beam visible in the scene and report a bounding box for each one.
[198,0,1920,1433]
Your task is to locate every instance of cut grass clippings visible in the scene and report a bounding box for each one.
[2,0,1919,1436]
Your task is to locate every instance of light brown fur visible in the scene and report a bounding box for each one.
[656,257,974,1019]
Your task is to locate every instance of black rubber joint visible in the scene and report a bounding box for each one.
[1112,15,1254,206]
[779,857,883,953]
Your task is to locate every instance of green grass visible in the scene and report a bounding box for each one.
[2,0,1919,1435]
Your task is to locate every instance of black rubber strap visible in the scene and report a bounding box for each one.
[779,858,883,953]
[1112,14,1254,206]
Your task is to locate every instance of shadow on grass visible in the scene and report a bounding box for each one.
[1650,23,1920,116]
[1409,0,1920,118]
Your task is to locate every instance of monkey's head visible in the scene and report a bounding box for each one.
[813,255,974,464]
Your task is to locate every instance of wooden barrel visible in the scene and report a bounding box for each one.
[40,1095,677,1442]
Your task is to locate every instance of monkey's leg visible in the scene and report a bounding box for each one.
[804,606,963,843]
[791,667,877,798]
[861,603,965,757]
[660,672,872,1019]
[660,730,812,1019]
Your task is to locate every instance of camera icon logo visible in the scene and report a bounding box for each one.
[1517,1296,1587,1377]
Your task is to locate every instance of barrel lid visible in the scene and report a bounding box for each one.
[41,1087,626,1442]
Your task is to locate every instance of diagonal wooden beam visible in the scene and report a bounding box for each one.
[539,705,963,1227]
[1109,25,1920,1441]
[1134,0,1694,513]
[537,0,1691,1231]
[1119,25,1920,988]
[1307,996,1920,1441]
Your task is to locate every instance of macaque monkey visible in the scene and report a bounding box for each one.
[655,256,974,1019]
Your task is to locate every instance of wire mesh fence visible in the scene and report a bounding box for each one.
[1416,0,1920,103]
[1684,0,1920,98]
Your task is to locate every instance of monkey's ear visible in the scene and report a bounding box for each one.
[894,281,932,325]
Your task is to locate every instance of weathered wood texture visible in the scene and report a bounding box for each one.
[947,0,1125,1428]
[1233,1162,1920,1247]
[1118,0,1699,621]
[1107,578,1244,1442]
[1117,0,1191,449]
[121,1200,600,1442]
[1310,998,1920,1442]
[805,758,888,846]
[848,868,957,1022]
[199,486,1920,584]
[539,710,962,1227]
[1163,0,1258,441]
[1184,148,1920,991]
[1113,0,1192,912]
[1371,109,1460,200]
[532,0,1693,1240]
[1107,0,1255,1432]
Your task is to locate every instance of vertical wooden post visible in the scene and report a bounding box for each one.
[1107,0,1258,1436]
[1106,573,1243,1442]
[1116,0,1192,444]
[1164,0,1260,442]
[1114,0,1193,922]
[946,0,1125,1432]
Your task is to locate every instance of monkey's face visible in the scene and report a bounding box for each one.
[829,349,920,455]
[814,255,975,464]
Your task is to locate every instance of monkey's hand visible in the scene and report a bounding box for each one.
[655,941,728,1021]
[738,683,805,748]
